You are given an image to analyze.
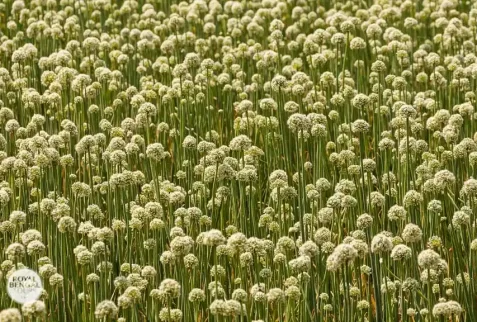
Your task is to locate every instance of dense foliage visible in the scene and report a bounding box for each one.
[0,0,477,321]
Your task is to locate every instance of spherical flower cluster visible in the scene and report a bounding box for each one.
[387,205,406,221]
[418,250,442,270]
[402,224,423,243]
[95,300,118,319]
[159,279,181,299]
[391,244,412,261]
[0,308,21,322]
[371,234,393,254]
[202,229,226,247]
[326,244,358,272]
[21,301,46,317]
[432,301,463,317]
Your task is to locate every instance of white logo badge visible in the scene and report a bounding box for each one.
[7,268,43,304]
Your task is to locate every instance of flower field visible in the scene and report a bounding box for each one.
[1,0,477,321]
